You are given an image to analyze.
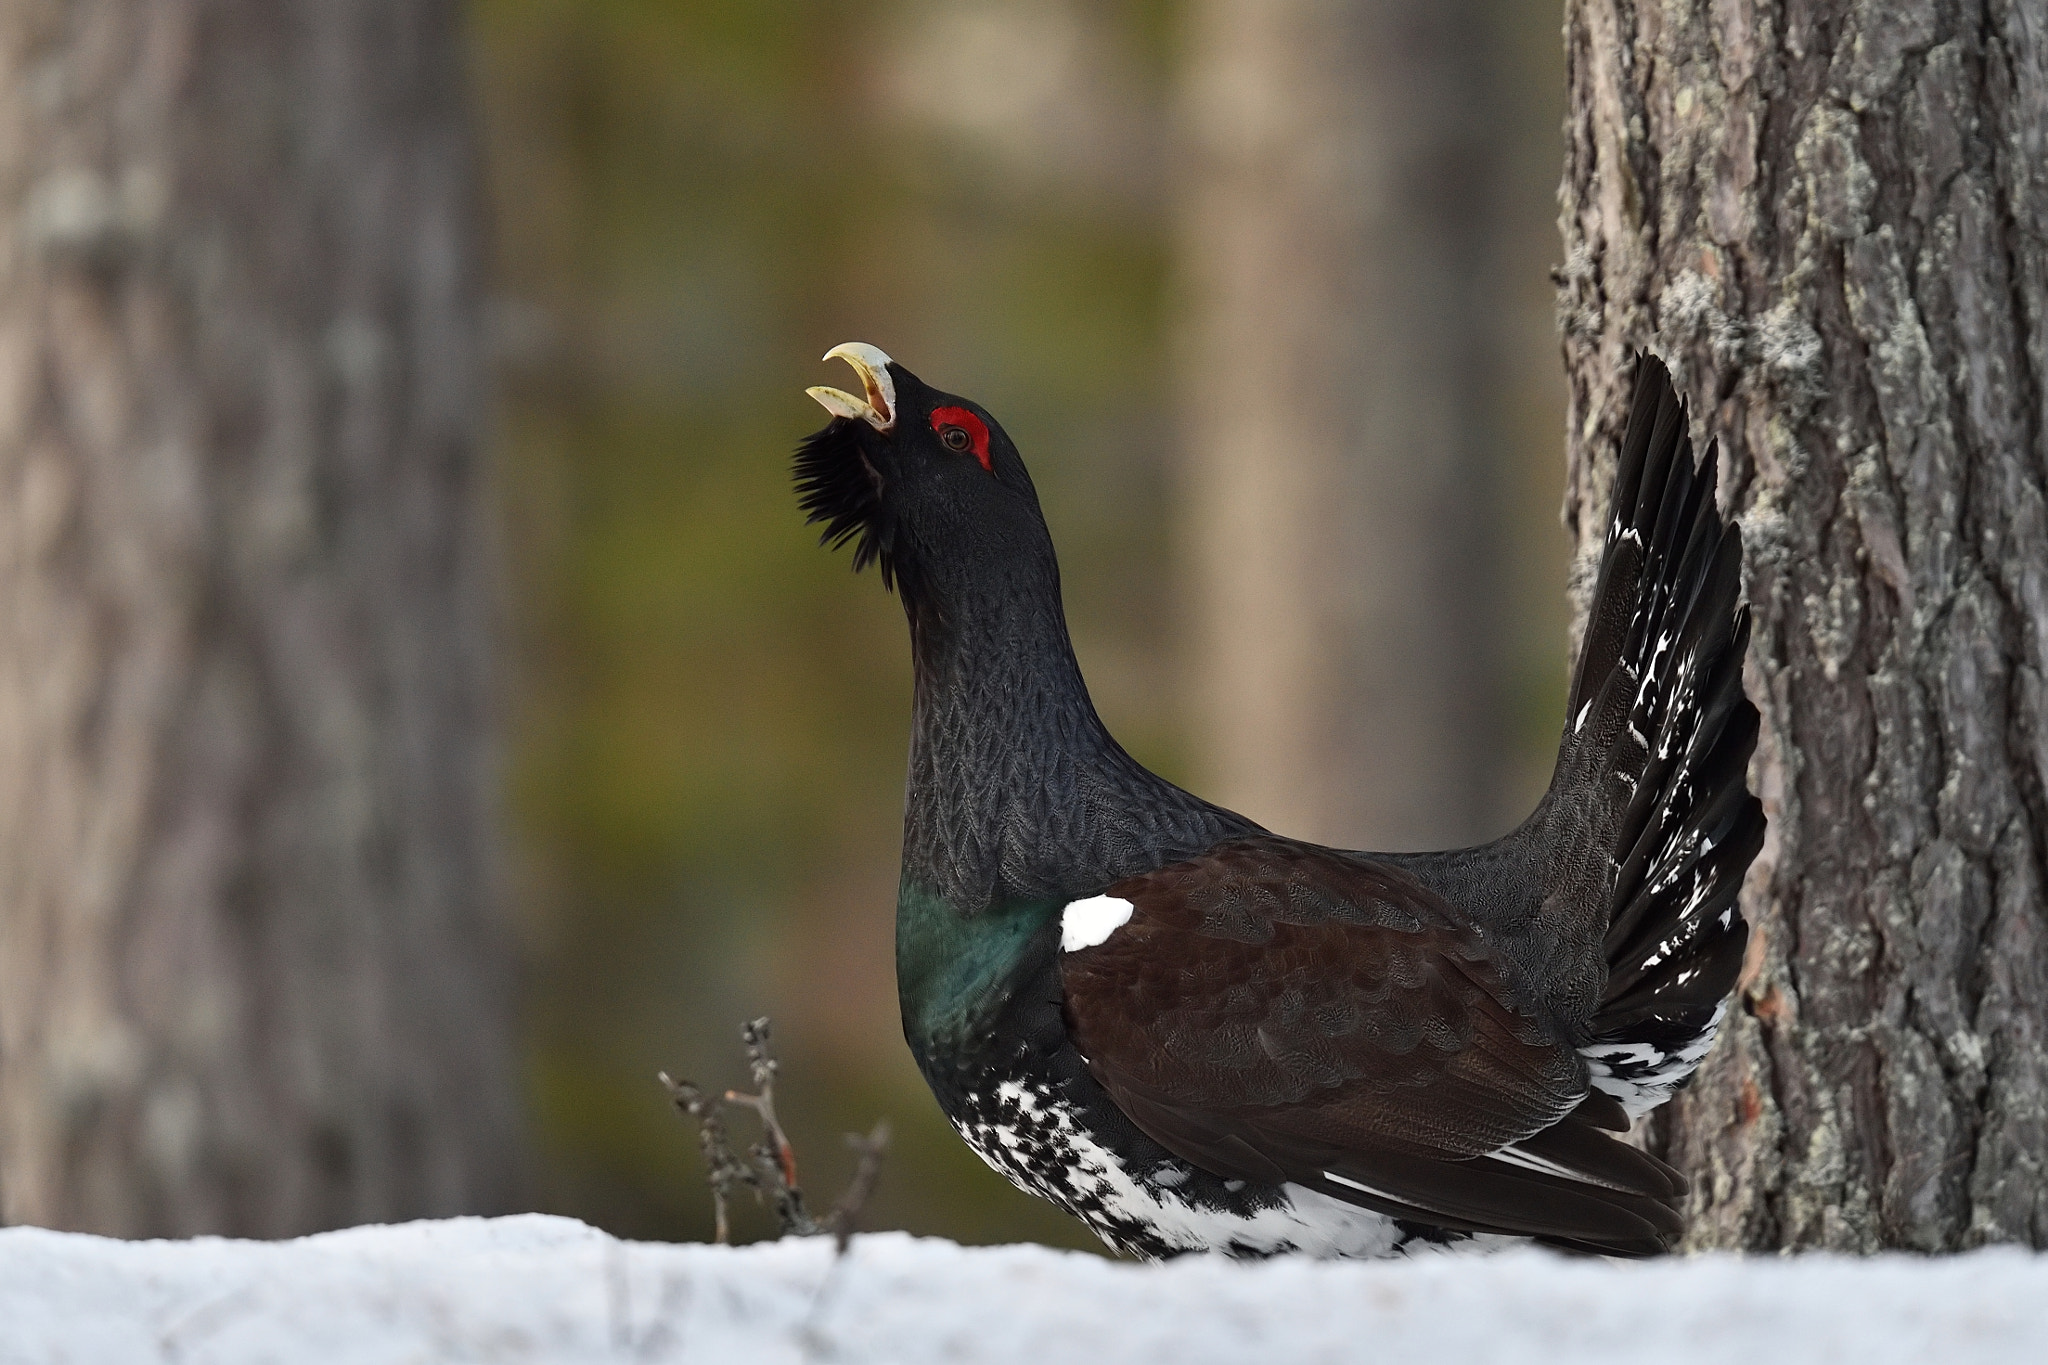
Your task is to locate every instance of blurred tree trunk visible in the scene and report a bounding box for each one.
[1560,0,2048,1247]
[0,1,519,1236]
[1178,0,1508,852]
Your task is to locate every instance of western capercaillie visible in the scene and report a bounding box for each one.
[797,343,1761,1258]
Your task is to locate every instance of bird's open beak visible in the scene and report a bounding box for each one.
[807,342,897,432]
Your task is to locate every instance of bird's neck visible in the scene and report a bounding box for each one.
[900,562,1129,906]
[892,558,1254,1055]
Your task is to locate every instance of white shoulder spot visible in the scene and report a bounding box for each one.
[1060,895,1135,952]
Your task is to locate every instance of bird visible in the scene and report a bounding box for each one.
[796,342,1762,1259]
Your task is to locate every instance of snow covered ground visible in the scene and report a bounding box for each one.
[2,1214,2045,1365]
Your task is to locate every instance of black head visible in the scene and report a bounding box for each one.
[795,344,1054,609]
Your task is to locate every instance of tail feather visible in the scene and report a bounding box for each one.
[1550,354,1763,1120]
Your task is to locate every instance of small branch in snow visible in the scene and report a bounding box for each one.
[665,1016,888,1246]
[656,1072,756,1244]
[824,1121,890,1254]
[796,1121,896,1354]
[723,1017,812,1234]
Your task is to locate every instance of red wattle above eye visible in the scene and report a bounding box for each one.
[931,406,993,473]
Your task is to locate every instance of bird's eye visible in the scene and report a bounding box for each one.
[929,405,993,472]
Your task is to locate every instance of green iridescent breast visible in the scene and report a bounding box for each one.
[895,880,1060,1056]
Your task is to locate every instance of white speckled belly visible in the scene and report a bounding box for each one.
[951,1078,1504,1260]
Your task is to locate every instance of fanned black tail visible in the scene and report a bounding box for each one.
[1552,354,1763,1119]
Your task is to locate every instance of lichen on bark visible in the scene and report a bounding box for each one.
[1560,0,2048,1249]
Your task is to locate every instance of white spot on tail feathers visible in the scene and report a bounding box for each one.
[1061,895,1134,952]
[1574,699,1595,733]
[1582,1001,1730,1118]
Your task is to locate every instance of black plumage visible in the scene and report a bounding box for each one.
[796,347,1760,1258]
[795,422,897,586]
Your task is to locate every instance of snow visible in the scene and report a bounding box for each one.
[2,1214,2046,1365]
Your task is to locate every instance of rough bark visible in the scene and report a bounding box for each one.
[1560,0,2048,1248]
[1179,0,1508,851]
[0,1,520,1235]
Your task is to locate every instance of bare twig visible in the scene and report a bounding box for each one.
[657,1071,751,1244]
[668,1016,904,1242]
[824,1121,890,1253]
[729,1019,797,1185]
[665,1021,893,1359]
[799,1123,891,1359]
[721,1018,815,1234]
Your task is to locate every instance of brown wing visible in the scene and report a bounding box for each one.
[1060,836,1686,1255]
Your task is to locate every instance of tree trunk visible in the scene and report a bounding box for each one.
[0,1,519,1236]
[1560,0,2048,1248]
[1178,0,1508,851]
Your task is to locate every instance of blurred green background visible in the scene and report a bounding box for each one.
[470,0,1569,1250]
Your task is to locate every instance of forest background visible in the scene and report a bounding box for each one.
[477,0,1576,1251]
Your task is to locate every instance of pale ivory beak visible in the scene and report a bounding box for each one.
[806,342,897,431]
